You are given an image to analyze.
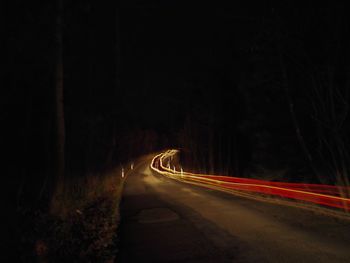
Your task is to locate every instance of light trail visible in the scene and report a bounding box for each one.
[150,150,350,211]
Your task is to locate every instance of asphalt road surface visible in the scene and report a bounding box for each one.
[117,157,350,262]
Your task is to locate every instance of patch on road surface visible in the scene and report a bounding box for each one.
[138,208,179,224]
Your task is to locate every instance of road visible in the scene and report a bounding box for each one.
[117,156,350,262]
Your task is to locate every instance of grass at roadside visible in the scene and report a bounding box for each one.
[19,165,128,262]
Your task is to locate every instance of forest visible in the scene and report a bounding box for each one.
[3,1,350,261]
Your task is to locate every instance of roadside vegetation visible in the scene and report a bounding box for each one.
[18,166,128,262]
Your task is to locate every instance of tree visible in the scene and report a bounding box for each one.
[55,0,65,186]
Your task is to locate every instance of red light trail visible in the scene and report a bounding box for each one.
[150,150,350,211]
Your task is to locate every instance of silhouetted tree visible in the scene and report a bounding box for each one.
[55,0,65,186]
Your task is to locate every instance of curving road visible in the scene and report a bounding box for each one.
[117,156,350,263]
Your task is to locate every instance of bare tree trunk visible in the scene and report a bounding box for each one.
[278,49,313,165]
[208,116,215,174]
[55,0,65,183]
[226,133,232,175]
[105,122,116,168]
